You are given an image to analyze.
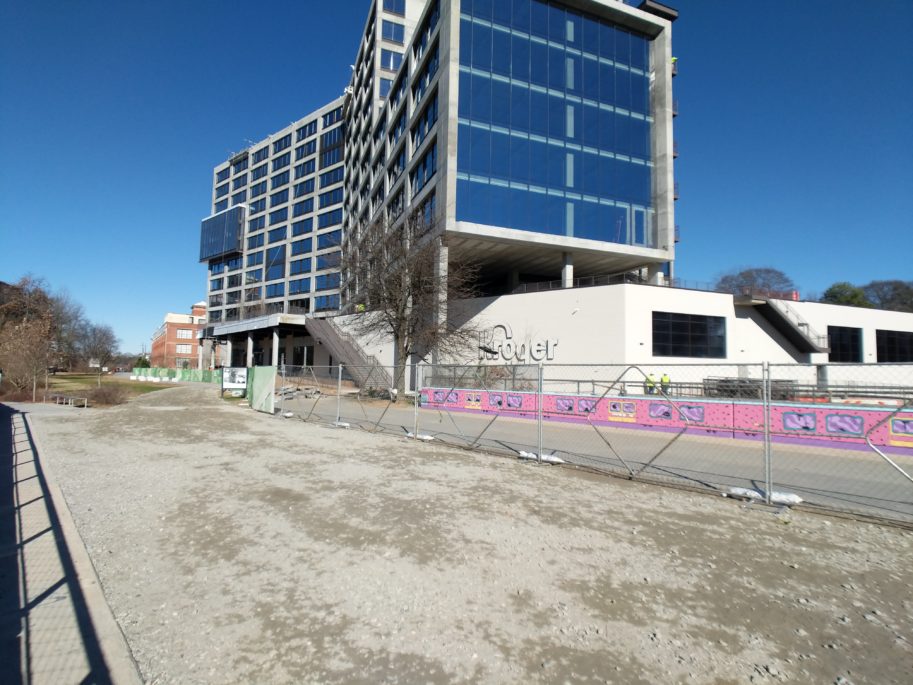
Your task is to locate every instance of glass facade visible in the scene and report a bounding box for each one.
[456,0,654,246]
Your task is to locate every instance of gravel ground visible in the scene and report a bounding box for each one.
[24,384,913,684]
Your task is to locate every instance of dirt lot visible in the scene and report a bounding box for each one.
[26,384,913,684]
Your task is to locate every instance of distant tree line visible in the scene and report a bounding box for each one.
[0,276,121,394]
[713,268,912,312]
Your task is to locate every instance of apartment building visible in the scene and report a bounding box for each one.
[150,302,213,369]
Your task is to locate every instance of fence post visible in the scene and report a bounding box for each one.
[336,363,343,425]
[537,363,544,463]
[413,362,421,439]
[279,364,285,416]
[763,361,772,504]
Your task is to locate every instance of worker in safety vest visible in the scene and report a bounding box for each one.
[661,373,671,395]
[645,373,657,395]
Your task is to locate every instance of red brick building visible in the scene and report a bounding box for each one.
[150,302,221,369]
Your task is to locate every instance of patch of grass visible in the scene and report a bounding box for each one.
[42,373,170,405]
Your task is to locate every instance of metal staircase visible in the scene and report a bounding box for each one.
[305,316,393,389]
[736,292,829,354]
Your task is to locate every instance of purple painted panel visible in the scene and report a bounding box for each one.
[783,412,816,432]
[825,414,864,435]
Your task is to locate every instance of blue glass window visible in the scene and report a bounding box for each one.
[248,216,265,232]
[252,147,269,163]
[247,233,264,250]
[319,167,344,188]
[245,269,262,284]
[271,171,290,189]
[289,278,310,295]
[410,141,437,194]
[231,190,246,205]
[273,133,291,154]
[317,229,341,249]
[314,294,340,312]
[290,258,311,275]
[210,277,223,290]
[251,163,268,180]
[247,251,263,267]
[380,78,393,98]
[322,107,343,128]
[265,283,284,299]
[380,49,403,72]
[292,218,313,236]
[295,160,316,179]
[215,183,229,198]
[412,93,438,147]
[251,181,267,198]
[383,0,405,14]
[269,207,288,225]
[321,126,344,147]
[317,209,342,229]
[320,148,342,169]
[216,167,230,183]
[317,251,341,270]
[248,198,265,215]
[294,198,314,216]
[270,189,289,207]
[232,173,247,190]
[265,245,285,281]
[315,273,341,291]
[296,140,317,160]
[382,20,404,43]
[268,226,287,243]
[318,187,343,209]
[296,120,317,141]
[291,238,312,256]
[214,199,228,212]
[272,153,291,172]
[232,157,248,174]
[295,179,315,197]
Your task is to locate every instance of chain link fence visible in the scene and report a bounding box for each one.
[271,362,913,525]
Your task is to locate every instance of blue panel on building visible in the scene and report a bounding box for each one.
[199,206,245,262]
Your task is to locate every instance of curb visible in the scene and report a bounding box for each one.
[24,412,144,685]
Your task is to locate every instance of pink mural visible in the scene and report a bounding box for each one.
[420,387,913,454]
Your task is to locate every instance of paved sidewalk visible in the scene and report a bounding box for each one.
[1,403,141,685]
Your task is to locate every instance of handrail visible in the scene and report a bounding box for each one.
[765,298,829,349]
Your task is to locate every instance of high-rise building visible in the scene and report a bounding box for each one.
[345,0,677,302]
[199,98,347,364]
[199,0,678,367]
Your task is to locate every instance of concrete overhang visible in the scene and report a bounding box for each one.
[209,312,310,338]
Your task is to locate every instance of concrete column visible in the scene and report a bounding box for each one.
[432,239,449,365]
[562,252,574,288]
[647,264,664,285]
[246,332,254,367]
[272,329,280,367]
[197,341,204,370]
[225,340,233,368]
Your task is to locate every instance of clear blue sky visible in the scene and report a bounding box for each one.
[1,0,911,353]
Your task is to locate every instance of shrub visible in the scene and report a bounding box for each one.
[88,385,128,406]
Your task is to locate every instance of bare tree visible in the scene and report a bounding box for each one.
[48,290,88,370]
[342,208,480,398]
[0,276,54,398]
[714,268,796,297]
[81,323,119,386]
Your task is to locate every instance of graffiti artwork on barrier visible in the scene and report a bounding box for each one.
[649,403,705,423]
[578,398,597,415]
[556,398,575,413]
[889,417,913,447]
[783,412,816,432]
[419,387,912,453]
[433,390,459,404]
[607,401,637,422]
[825,414,865,436]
